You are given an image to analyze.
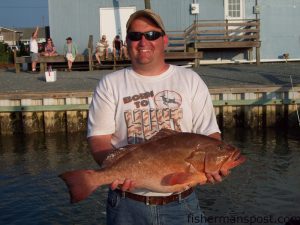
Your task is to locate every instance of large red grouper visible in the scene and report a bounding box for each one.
[59,129,246,203]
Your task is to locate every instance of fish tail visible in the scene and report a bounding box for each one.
[59,169,100,203]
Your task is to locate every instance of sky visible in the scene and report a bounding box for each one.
[0,0,49,28]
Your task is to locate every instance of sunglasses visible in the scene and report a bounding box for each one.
[127,31,165,41]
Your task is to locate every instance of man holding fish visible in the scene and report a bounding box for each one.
[82,9,241,225]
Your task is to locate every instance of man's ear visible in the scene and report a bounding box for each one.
[163,35,169,49]
[126,36,130,46]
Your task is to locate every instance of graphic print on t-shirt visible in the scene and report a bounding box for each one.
[123,90,183,144]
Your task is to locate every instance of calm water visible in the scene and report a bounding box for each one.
[0,129,299,225]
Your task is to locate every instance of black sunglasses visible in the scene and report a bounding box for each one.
[127,31,165,41]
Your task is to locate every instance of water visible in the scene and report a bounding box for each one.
[0,129,299,225]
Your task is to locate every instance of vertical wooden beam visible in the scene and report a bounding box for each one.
[275,92,285,127]
[21,99,44,134]
[256,45,261,65]
[288,90,300,127]
[234,93,244,127]
[266,92,276,127]
[244,92,265,128]
[43,98,66,133]
[66,97,88,133]
[0,100,22,135]
[225,19,229,41]
[13,50,21,73]
[144,0,151,9]
[256,20,261,65]
[248,48,253,61]
[211,94,222,129]
[40,62,46,73]
[88,35,93,71]
[222,93,234,128]
[88,48,93,71]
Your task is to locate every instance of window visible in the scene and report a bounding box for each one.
[0,35,3,41]
[228,0,241,18]
[224,0,244,19]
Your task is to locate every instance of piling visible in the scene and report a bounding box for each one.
[0,86,299,135]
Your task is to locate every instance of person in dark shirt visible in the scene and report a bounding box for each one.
[113,35,124,59]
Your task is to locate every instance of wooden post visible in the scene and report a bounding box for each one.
[144,0,151,9]
[225,19,229,41]
[288,90,300,127]
[88,35,93,71]
[40,62,46,73]
[66,97,88,132]
[21,99,44,133]
[244,92,265,128]
[256,20,261,65]
[248,48,253,61]
[265,92,276,127]
[43,98,66,133]
[275,92,285,127]
[0,100,22,134]
[222,93,234,128]
[211,94,223,129]
[256,45,261,65]
[234,93,244,127]
[88,48,93,71]
[13,50,21,73]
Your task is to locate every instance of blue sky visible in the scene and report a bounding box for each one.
[0,0,49,28]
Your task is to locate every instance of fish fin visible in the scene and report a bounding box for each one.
[103,145,138,168]
[147,129,178,142]
[163,172,207,186]
[59,170,99,203]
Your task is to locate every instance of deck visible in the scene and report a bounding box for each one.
[14,19,260,73]
[167,19,260,63]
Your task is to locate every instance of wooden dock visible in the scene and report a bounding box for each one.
[1,63,299,135]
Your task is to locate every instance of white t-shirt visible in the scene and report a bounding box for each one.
[30,38,38,53]
[87,65,220,196]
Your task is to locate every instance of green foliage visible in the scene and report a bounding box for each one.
[18,43,29,56]
[0,42,14,63]
[0,42,8,51]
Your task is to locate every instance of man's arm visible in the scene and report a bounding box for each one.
[33,26,39,38]
[88,134,113,166]
[88,134,136,191]
[208,132,221,141]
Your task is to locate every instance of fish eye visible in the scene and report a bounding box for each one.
[217,145,225,151]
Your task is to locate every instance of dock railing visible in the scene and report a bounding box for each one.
[166,19,261,64]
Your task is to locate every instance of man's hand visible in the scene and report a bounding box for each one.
[111,178,136,192]
[205,132,227,183]
[205,169,230,184]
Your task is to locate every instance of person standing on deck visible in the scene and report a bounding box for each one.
[30,26,39,73]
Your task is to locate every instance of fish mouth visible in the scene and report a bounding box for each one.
[228,150,246,168]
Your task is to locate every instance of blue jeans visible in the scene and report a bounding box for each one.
[106,189,208,225]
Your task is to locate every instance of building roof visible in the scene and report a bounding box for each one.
[0,26,20,33]
[16,27,46,40]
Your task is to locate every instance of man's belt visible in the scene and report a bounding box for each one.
[114,188,193,205]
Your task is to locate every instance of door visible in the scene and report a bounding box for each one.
[99,7,136,52]
[224,0,245,20]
